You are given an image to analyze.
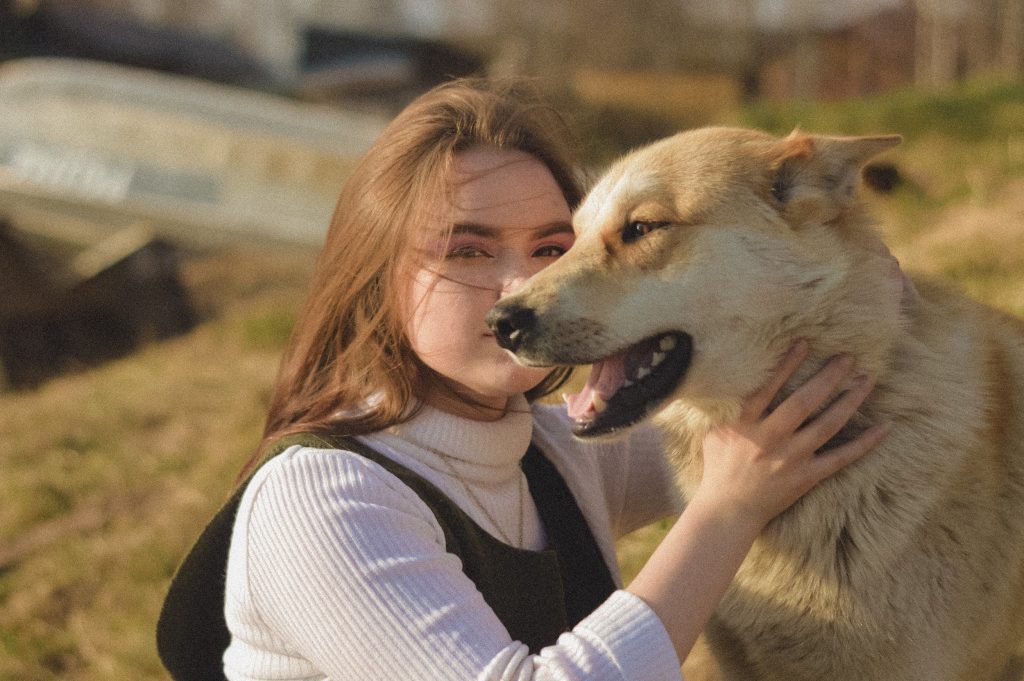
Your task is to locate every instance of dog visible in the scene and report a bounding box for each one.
[485,127,1024,681]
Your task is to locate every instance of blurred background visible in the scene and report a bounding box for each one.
[0,0,1022,678]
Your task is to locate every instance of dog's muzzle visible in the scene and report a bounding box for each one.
[486,303,536,354]
[487,299,693,438]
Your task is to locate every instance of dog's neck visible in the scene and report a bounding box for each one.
[659,235,914,498]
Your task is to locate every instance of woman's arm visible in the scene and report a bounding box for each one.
[626,341,890,663]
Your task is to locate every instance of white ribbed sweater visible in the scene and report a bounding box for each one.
[223,396,684,680]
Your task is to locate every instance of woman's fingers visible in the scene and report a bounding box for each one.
[790,375,875,455]
[743,340,809,419]
[809,422,891,482]
[764,354,855,435]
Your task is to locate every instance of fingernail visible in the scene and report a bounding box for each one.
[871,421,892,439]
[791,339,809,356]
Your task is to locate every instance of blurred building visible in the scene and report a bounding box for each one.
[737,0,1024,100]
[3,0,1022,105]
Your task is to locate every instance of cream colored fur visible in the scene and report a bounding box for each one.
[497,127,1024,680]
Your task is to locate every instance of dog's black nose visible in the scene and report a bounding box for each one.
[486,304,536,352]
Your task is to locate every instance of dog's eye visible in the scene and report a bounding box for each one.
[770,179,787,202]
[622,221,667,244]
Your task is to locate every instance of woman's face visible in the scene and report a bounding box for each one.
[404,147,575,419]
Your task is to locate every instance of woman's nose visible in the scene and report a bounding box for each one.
[499,258,536,296]
[500,273,530,296]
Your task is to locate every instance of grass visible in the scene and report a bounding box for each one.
[741,77,1024,143]
[2,78,1023,679]
[0,249,310,680]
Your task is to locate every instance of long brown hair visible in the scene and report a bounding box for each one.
[242,78,584,479]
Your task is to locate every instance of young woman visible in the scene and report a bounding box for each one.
[158,78,889,681]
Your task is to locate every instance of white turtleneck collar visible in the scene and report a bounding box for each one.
[355,394,544,549]
[372,394,535,485]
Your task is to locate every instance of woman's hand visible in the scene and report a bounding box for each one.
[627,341,889,664]
[693,340,890,534]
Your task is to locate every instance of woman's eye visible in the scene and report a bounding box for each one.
[533,244,568,258]
[621,220,667,244]
[447,246,490,259]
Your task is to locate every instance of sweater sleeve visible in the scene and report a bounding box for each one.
[614,424,684,535]
[224,446,681,681]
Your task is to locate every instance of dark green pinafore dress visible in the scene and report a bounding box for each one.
[157,433,617,681]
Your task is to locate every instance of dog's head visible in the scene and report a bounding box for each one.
[486,127,902,438]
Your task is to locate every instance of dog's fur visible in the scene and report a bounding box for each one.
[491,127,1024,680]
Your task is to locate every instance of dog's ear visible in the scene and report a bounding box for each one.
[769,131,901,224]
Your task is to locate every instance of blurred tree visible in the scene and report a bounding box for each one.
[914,0,1023,87]
[1001,0,1024,76]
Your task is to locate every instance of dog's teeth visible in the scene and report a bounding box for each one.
[593,393,607,413]
[651,351,665,366]
[637,366,651,379]
[659,336,676,352]
[561,392,570,405]
[622,379,633,388]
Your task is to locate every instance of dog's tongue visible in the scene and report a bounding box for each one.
[564,351,628,422]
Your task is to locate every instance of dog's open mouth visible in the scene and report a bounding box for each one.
[564,332,692,437]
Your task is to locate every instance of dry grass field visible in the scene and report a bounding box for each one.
[1,79,1022,680]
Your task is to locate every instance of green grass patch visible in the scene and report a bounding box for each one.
[740,77,1024,142]
[242,310,296,351]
